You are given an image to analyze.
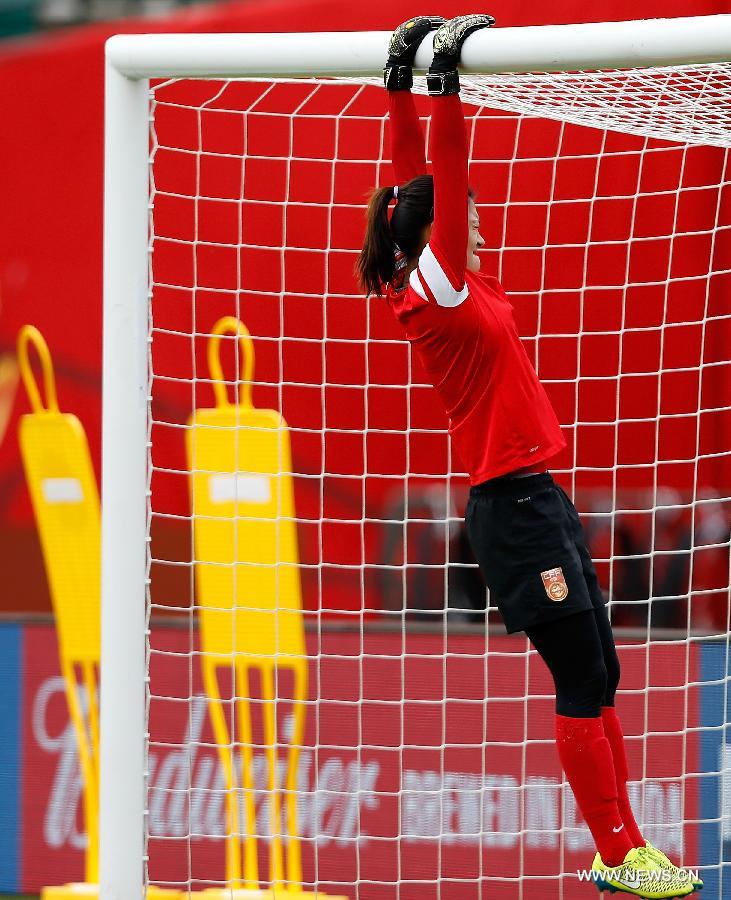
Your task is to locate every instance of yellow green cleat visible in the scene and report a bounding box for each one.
[643,841,703,892]
[591,845,695,897]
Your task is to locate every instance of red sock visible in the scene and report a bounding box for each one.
[601,706,645,848]
[555,715,634,866]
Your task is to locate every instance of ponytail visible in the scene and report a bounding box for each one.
[357,186,396,297]
[357,175,435,297]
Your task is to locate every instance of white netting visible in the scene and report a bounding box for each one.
[424,64,731,148]
[143,65,731,899]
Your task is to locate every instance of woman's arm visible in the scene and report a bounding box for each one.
[409,94,469,307]
[410,15,494,306]
[428,94,469,291]
[384,17,444,184]
[389,90,427,185]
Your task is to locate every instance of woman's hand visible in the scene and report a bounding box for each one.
[384,16,445,91]
[427,14,496,95]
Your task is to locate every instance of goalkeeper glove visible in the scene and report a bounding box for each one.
[427,14,496,96]
[384,16,445,91]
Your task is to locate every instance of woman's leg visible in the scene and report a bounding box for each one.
[550,482,647,849]
[525,609,633,865]
[593,603,645,848]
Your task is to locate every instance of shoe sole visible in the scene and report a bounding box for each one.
[593,876,697,898]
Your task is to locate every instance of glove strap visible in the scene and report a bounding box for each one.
[384,65,414,91]
[426,70,460,96]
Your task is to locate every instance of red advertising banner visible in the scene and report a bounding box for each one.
[20,624,699,898]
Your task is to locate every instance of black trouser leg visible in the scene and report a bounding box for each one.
[526,608,619,717]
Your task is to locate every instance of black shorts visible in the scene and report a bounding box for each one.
[465,472,607,634]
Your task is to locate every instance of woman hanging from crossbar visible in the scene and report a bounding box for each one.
[357,15,701,897]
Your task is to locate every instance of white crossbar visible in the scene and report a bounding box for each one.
[106,15,731,79]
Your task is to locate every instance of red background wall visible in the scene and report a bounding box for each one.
[0,0,729,615]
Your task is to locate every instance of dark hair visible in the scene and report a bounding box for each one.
[357,175,435,297]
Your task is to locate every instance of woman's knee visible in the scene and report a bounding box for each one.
[603,652,620,707]
[555,658,608,718]
[593,604,621,707]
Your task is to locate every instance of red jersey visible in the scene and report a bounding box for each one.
[384,91,566,484]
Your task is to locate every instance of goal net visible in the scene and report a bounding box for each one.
[108,42,731,900]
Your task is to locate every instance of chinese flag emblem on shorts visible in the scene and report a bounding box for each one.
[541,567,569,601]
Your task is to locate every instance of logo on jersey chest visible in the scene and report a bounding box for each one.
[540,567,568,601]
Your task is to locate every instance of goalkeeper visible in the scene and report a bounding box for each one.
[357,15,701,898]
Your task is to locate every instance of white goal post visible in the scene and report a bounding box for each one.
[101,17,731,899]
